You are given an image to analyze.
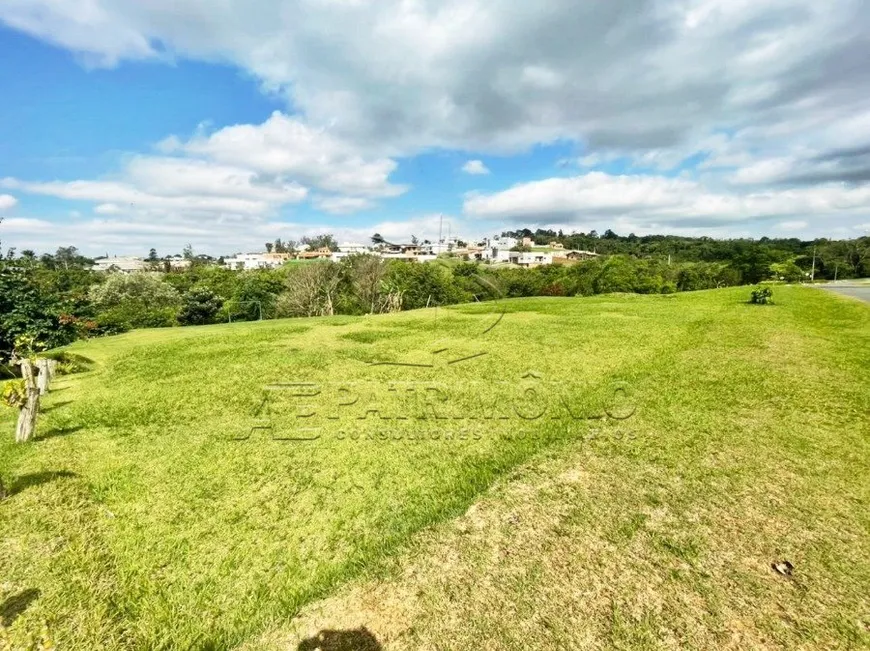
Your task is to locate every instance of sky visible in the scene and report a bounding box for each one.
[0,0,869,257]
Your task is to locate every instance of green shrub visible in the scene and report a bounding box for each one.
[92,310,133,336]
[42,351,95,374]
[750,287,774,304]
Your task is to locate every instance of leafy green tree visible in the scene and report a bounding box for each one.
[228,270,286,321]
[0,261,79,359]
[89,273,181,329]
[769,259,806,282]
[177,287,224,325]
[301,234,338,251]
[594,256,637,293]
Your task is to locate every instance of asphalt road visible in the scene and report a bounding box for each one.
[820,284,870,303]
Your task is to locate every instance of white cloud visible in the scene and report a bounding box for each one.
[3,167,307,218]
[0,194,18,211]
[312,196,375,215]
[3,110,405,233]
[181,112,407,198]
[1,1,870,248]
[2,0,867,159]
[463,171,870,229]
[94,203,122,215]
[462,160,490,175]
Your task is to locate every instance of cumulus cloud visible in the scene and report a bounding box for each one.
[462,160,490,175]
[2,161,307,218]
[2,112,404,225]
[2,0,870,246]
[180,112,406,198]
[2,0,867,159]
[0,194,18,211]
[463,172,870,229]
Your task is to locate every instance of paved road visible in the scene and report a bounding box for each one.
[819,284,870,303]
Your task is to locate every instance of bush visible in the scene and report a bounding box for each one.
[41,351,95,374]
[750,287,774,304]
[91,310,133,336]
[89,273,181,329]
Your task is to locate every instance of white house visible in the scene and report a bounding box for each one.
[337,242,370,254]
[91,256,146,273]
[223,252,291,270]
[491,236,518,250]
[509,251,553,267]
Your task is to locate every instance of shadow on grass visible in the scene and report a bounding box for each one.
[0,588,40,626]
[41,400,73,413]
[35,425,84,441]
[297,627,382,651]
[6,470,77,496]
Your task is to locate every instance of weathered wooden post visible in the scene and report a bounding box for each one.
[47,359,58,381]
[36,359,51,395]
[15,359,40,443]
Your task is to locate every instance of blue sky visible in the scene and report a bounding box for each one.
[1,1,869,255]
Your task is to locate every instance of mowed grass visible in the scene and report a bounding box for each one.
[1,286,868,649]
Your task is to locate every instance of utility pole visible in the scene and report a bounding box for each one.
[810,245,816,282]
[438,213,443,248]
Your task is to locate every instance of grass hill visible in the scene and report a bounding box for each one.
[1,286,868,650]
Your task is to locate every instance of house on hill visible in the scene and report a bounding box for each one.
[296,247,333,260]
[223,252,292,270]
[552,249,600,265]
[509,251,553,267]
[92,256,146,273]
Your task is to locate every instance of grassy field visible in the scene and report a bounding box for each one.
[1,286,868,650]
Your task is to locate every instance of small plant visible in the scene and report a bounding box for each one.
[750,286,773,304]
[2,379,26,408]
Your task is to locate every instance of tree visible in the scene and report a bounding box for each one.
[265,242,274,253]
[273,238,297,254]
[279,262,342,316]
[177,287,224,325]
[301,234,338,251]
[89,273,181,329]
[769,259,805,283]
[341,254,389,314]
[0,261,79,360]
[148,248,159,262]
[39,246,93,271]
[183,244,194,260]
[595,256,637,294]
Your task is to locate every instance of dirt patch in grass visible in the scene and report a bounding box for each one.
[242,432,870,650]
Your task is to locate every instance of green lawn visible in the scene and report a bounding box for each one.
[1,286,868,650]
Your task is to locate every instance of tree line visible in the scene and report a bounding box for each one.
[1,228,868,362]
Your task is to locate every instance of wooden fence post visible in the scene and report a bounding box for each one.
[36,359,50,395]
[15,359,39,443]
